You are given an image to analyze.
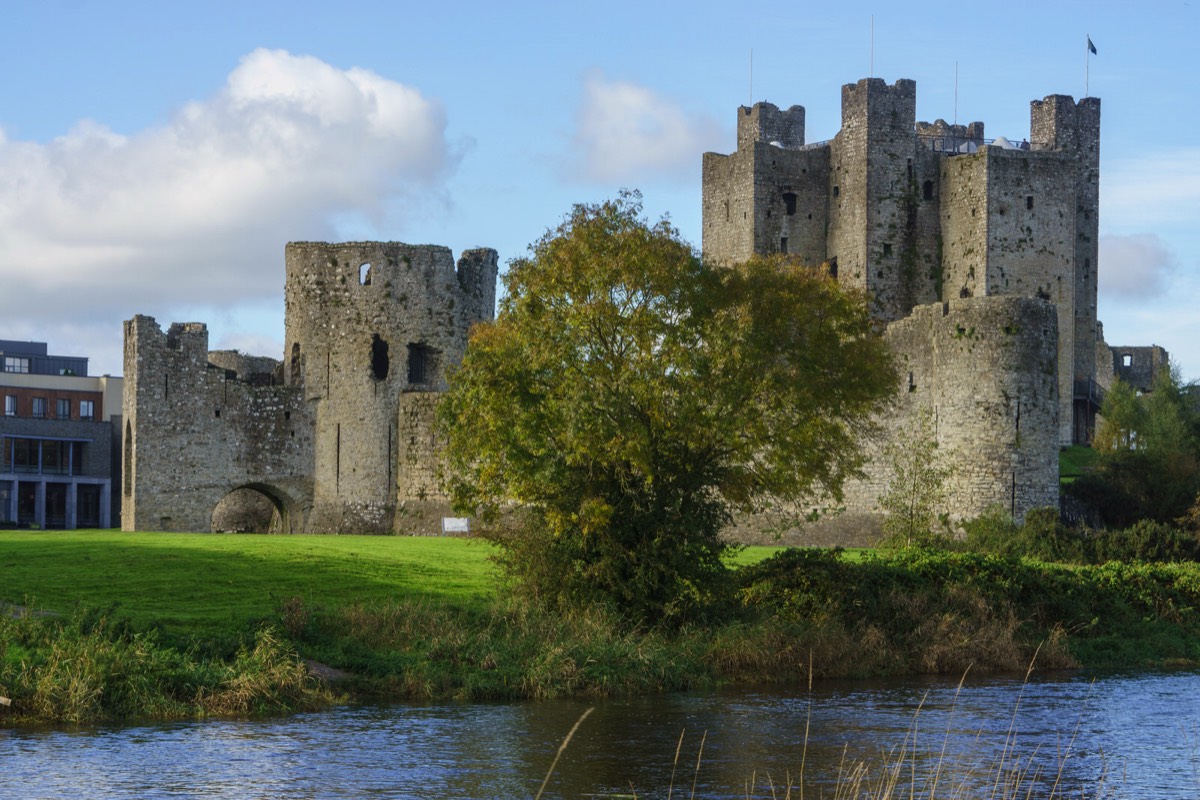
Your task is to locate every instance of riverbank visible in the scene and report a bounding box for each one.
[2,532,1200,724]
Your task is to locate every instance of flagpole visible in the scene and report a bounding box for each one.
[870,15,874,78]
[1085,34,1090,97]
[749,47,753,106]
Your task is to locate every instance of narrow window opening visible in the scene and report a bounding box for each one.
[783,192,797,216]
[828,257,838,278]
[922,180,934,201]
[906,160,913,181]
[215,408,221,418]
[1122,354,1133,367]
[883,243,893,257]
[407,343,435,385]
[123,420,133,496]
[833,185,840,198]
[359,263,372,285]
[370,334,390,381]
[780,237,789,254]
[1026,195,1034,210]
[723,200,730,222]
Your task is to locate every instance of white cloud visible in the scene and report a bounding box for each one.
[1099,233,1177,300]
[568,71,725,183]
[215,331,286,360]
[1102,147,1200,229]
[0,49,456,373]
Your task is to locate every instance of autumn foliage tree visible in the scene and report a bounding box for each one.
[438,193,895,625]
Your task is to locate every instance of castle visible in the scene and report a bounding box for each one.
[121,243,496,533]
[704,77,1159,528]
[120,76,1165,535]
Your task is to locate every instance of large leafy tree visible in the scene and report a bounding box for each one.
[438,193,896,624]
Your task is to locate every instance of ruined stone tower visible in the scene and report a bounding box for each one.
[122,242,497,534]
[283,242,497,533]
[702,77,1116,524]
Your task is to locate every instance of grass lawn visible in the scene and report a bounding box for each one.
[0,531,499,639]
[1059,444,1098,484]
[0,530,785,640]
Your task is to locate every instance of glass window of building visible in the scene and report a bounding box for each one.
[3,356,30,373]
[3,395,14,416]
[79,400,95,420]
[56,398,71,419]
[31,397,47,418]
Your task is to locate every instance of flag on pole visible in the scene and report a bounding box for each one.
[1088,37,1097,55]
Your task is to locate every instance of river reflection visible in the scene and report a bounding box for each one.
[2,669,1197,799]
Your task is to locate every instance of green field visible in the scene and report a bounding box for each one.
[0,530,781,639]
[0,531,497,637]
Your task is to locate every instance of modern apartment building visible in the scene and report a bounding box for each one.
[0,340,122,528]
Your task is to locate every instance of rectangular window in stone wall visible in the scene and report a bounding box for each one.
[408,344,430,385]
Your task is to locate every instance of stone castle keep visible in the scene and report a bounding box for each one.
[704,77,1138,526]
[121,76,1162,534]
[122,243,497,533]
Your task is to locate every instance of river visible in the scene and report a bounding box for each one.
[2,669,1197,799]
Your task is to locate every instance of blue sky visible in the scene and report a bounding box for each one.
[1,0,1197,379]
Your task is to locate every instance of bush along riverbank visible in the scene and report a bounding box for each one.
[0,605,336,725]
[6,547,1200,725]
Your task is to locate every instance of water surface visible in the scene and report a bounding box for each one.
[3,669,1197,798]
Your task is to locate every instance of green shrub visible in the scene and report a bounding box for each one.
[1091,520,1200,564]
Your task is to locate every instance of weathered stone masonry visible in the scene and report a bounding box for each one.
[122,243,497,533]
[704,77,1137,526]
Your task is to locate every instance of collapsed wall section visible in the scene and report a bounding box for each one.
[121,316,314,533]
